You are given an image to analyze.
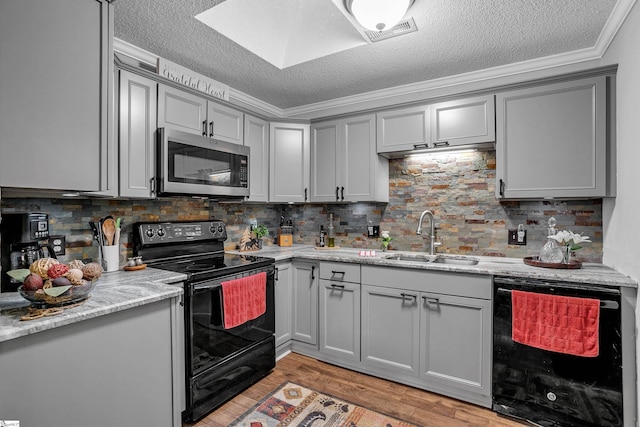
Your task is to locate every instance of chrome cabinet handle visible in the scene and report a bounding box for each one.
[202,120,207,136]
[304,188,308,202]
[499,179,505,197]
[401,292,417,300]
[209,121,214,137]
[330,284,345,289]
[311,265,315,281]
[336,187,340,201]
[422,295,440,305]
[341,186,345,201]
[331,270,345,276]
[413,143,429,150]
[433,141,449,147]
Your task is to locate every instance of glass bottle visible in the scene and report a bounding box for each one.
[539,217,564,263]
[318,225,326,248]
[327,214,335,247]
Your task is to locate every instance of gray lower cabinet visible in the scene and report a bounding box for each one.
[318,262,361,363]
[361,265,492,407]
[291,260,318,347]
[361,284,421,376]
[0,298,184,426]
[0,0,113,191]
[275,261,293,355]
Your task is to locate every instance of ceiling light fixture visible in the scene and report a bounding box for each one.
[344,0,415,32]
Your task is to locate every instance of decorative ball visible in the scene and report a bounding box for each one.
[47,263,69,279]
[23,273,44,291]
[82,262,104,280]
[65,268,84,285]
[52,277,72,287]
[68,259,86,270]
[29,258,60,279]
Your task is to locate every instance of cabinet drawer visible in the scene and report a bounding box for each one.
[361,265,490,300]
[320,262,361,283]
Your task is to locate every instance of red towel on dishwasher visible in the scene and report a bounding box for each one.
[221,272,267,329]
[511,290,600,357]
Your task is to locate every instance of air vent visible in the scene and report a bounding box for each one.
[365,17,418,43]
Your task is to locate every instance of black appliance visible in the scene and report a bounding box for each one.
[492,276,623,427]
[1,212,57,292]
[157,128,250,198]
[133,220,275,423]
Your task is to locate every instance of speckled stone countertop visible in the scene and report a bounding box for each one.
[0,267,186,343]
[233,245,637,288]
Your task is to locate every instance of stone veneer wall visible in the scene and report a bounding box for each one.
[0,150,603,265]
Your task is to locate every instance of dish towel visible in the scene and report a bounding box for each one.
[221,272,267,329]
[511,290,600,357]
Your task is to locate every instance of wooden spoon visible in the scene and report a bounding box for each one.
[101,217,116,246]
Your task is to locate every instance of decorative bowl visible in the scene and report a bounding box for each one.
[18,280,97,308]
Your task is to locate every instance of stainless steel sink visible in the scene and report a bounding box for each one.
[431,256,479,266]
[382,254,435,263]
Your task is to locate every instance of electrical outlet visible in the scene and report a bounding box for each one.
[50,235,66,256]
[367,225,380,238]
[508,228,527,245]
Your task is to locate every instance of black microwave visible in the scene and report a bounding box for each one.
[157,128,249,198]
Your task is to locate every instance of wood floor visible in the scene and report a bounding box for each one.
[188,352,527,427]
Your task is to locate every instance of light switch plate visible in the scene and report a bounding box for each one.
[508,229,526,245]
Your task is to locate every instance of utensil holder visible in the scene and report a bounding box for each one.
[101,245,120,272]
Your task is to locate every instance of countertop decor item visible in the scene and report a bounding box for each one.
[381,230,392,251]
[547,229,592,264]
[523,256,583,269]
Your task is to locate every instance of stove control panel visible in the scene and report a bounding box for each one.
[136,220,227,245]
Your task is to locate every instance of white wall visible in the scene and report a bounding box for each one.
[599,1,640,423]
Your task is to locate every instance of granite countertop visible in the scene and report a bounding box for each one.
[235,245,637,288]
[0,267,186,343]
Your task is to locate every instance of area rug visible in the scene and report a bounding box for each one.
[230,381,419,427]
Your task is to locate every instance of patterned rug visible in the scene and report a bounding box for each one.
[230,381,419,427]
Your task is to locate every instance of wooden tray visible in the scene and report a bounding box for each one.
[123,264,147,271]
[523,257,582,269]
[314,246,342,250]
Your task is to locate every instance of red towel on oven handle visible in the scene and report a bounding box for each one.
[511,289,600,357]
[221,272,267,329]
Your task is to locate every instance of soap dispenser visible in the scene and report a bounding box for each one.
[539,217,563,263]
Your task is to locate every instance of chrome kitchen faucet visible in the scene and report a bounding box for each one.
[416,210,442,255]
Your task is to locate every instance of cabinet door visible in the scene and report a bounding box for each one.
[341,114,385,202]
[206,102,244,144]
[274,262,293,348]
[244,115,270,202]
[119,71,157,198]
[376,105,430,154]
[0,0,112,191]
[361,285,420,376]
[291,261,318,346]
[310,121,339,202]
[420,293,491,402]
[157,85,207,136]
[319,279,360,362]
[496,76,607,199]
[269,122,311,203]
[430,95,495,147]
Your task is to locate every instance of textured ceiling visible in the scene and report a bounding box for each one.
[113,0,618,110]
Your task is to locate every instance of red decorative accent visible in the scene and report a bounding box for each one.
[512,290,600,357]
[47,263,69,279]
[221,272,267,329]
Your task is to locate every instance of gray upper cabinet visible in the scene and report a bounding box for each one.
[244,115,270,202]
[118,71,157,198]
[430,95,495,147]
[496,76,610,199]
[318,262,361,363]
[157,85,244,144]
[376,105,430,154]
[0,0,113,191]
[269,122,311,203]
[311,114,388,203]
[377,95,495,156]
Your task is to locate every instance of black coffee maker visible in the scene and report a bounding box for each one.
[1,212,57,292]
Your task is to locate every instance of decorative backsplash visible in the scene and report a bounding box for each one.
[0,150,603,265]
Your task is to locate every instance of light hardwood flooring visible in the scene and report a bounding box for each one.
[188,352,526,427]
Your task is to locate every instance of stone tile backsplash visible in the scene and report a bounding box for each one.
[0,150,603,264]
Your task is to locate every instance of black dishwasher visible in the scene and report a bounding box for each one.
[492,276,623,427]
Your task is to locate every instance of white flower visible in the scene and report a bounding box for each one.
[548,229,591,249]
[381,230,391,239]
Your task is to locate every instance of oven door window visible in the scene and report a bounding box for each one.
[189,283,274,377]
[168,141,247,188]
